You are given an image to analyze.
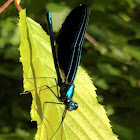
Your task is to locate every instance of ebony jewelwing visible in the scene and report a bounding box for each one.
[46,4,89,139]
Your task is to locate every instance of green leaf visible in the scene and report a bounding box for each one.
[47,3,70,32]
[123,45,140,61]
[19,9,118,140]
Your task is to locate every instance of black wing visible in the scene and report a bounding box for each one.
[56,4,89,83]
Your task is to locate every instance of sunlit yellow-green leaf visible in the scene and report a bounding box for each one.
[19,9,118,140]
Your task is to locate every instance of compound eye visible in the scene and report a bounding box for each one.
[74,103,78,110]
[67,99,70,103]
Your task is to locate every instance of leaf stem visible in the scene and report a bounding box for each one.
[85,32,99,47]
[0,0,22,14]
[0,0,14,14]
[14,0,22,12]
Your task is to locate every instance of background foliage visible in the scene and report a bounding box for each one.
[0,0,140,140]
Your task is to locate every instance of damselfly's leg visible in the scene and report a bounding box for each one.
[41,101,64,140]
[38,78,59,98]
[61,118,64,140]
[20,84,58,98]
[23,72,58,87]
[21,73,59,97]
[20,84,56,95]
[50,107,67,140]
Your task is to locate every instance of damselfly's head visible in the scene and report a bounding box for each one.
[65,99,78,111]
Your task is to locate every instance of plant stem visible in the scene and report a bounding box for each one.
[14,0,22,12]
[0,0,13,14]
[85,32,99,47]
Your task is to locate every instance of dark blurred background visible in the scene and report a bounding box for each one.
[0,0,140,140]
